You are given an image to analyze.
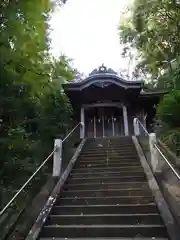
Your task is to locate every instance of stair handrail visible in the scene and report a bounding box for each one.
[154,143,180,181]
[135,118,150,136]
[0,148,56,217]
[0,122,82,218]
[62,122,82,142]
[134,117,180,181]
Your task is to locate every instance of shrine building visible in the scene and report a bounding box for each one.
[63,65,167,138]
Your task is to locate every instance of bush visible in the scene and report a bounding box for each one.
[157,90,180,128]
[160,129,180,157]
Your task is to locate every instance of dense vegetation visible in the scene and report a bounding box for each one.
[1,0,179,222]
[0,0,75,211]
[119,0,180,156]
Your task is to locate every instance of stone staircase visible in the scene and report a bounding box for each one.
[39,137,169,239]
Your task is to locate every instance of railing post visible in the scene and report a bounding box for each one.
[80,122,85,139]
[149,133,161,173]
[133,118,140,136]
[80,107,85,139]
[53,139,62,177]
[123,105,129,136]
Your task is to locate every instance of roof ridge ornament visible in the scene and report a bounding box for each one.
[99,63,106,72]
[89,64,117,76]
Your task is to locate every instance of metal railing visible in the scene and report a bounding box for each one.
[0,149,56,218]
[61,122,82,172]
[154,143,180,181]
[134,117,180,181]
[62,122,82,143]
[0,147,56,239]
[0,122,82,239]
[135,118,150,136]
[134,117,180,227]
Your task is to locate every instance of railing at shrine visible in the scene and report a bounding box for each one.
[0,123,83,239]
[133,118,180,226]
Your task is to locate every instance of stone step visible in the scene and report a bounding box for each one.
[72,165,142,172]
[82,150,136,153]
[38,138,169,239]
[51,203,158,215]
[46,213,163,226]
[67,175,147,184]
[77,158,139,162]
[84,141,133,145]
[84,147,135,150]
[40,238,168,240]
[83,145,134,149]
[74,162,141,169]
[75,162,142,168]
[83,142,133,146]
[70,169,144,177]
[78,155,139,162]
[78,157,138,162]
[83,143,135,146]
[81,149,137,153]
[83,147,136,150]
[78,156,139,161]
[40,224,168,238]
[69,172,146,180]
[80,153,137,158]
[63,182,148,190]
[82,148,135,153]
[57,196,155,205]
[61,189,152,198]
[84,145,135,149]
[79,151,137,159]
[77,160,140,165]
[84,143,134,147]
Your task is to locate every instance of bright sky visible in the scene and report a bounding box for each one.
[50,0,131,75]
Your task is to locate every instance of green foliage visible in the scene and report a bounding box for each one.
[160,129,180,157]
[119,0,180,78]
[0,0,74,223]
[157,90,180,156]
[119,0,180,157]
[157,91,180,128]
[39,89,73,140]
[0,0,75,238]
[157,67,180,90]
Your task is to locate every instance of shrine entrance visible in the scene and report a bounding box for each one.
[85,107,124,138]
[63,65,167,139]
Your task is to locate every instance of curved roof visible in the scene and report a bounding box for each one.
[63,65,144,91]
[62,65,167,106]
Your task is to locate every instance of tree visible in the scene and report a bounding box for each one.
[119,0,180,78]
[0,0,75,220]
[0,0,77,237]
[119,0,180,157]
[157,90,180,128]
